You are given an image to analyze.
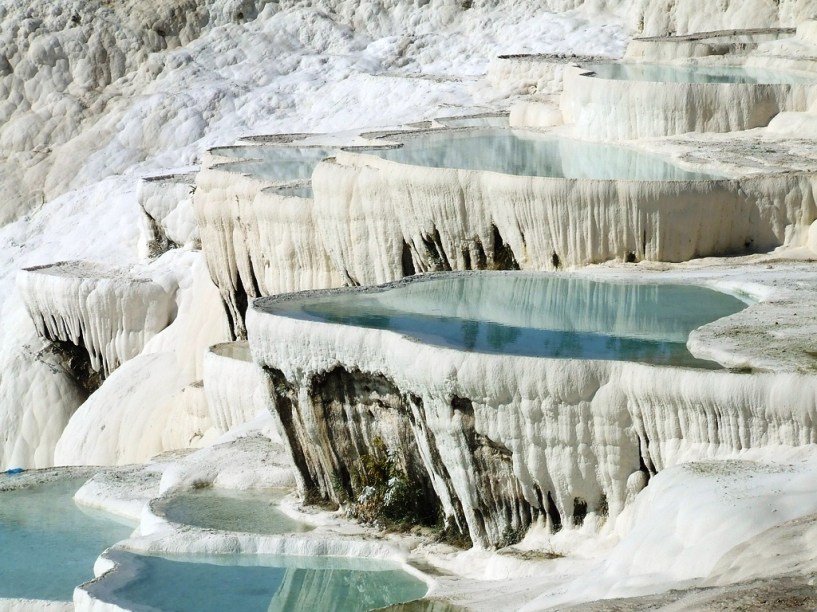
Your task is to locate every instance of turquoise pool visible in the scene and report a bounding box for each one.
[583,62,816,85]
[263,275,749,368]
[87,550,428,612]
[0,478,133,601]
[371,129,718,180]
[156,488,313,535]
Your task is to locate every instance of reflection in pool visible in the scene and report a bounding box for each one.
[582,62,816,85]
[156,488,313,535]
[371,129,718,180]
[264,275,749,368]
[0,478,134,601]
[89,550,428,612]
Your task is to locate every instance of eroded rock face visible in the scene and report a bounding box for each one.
[266,366,466,535]
[263,358,632,548]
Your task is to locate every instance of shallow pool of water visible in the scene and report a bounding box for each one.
[89,550,427,612]
[583,62,816,85]
[0,478,134,601]
[437,115,510,128]
[210,341,252,361]
[372,129,718,180]
[213,147,334,181]
[265,275,749,368]
[156,488,313,535]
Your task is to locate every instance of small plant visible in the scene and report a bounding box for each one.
[348,437,437,529]
[498,524,526,548]
[330,470,348,504]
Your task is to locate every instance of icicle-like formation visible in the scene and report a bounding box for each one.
[311,151,816,286]
[247,282,817,548]
[194,166,341,337]
[17,261,177,377]
[561,65,817,139]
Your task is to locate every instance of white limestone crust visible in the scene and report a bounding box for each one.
[17,261,177,377]
[311,151,816,286]
[247,269,817,547]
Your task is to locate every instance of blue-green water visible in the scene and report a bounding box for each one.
[213,147,333,181]
[211,130,717,183]
[372,129,718,180]
[264,275,749,368]
[89,550,427,612]
[0,478,134,601]
[583,62,816,85]
[156,488,313,535]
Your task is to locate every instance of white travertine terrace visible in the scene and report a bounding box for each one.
[247,270,817,548]
[558,23,817,140]
[7,0,817,606]
[625,0,817,37]
[561,64,817,139]
[312,148,816,285]
[486,54,592,96]
[194,164,340,337]
[746,20,817,74]
[625,29,797,63]
[16,261,177,377]
[51,252,231,466]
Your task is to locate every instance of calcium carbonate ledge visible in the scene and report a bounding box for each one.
[312,142,816,287]
[246,270,817,548]
[561,63,817,139]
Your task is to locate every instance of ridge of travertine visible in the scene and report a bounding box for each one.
[16,261,177,378]
[247,266,817,548]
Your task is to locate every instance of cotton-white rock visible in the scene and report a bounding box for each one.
[17,261,177,377]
